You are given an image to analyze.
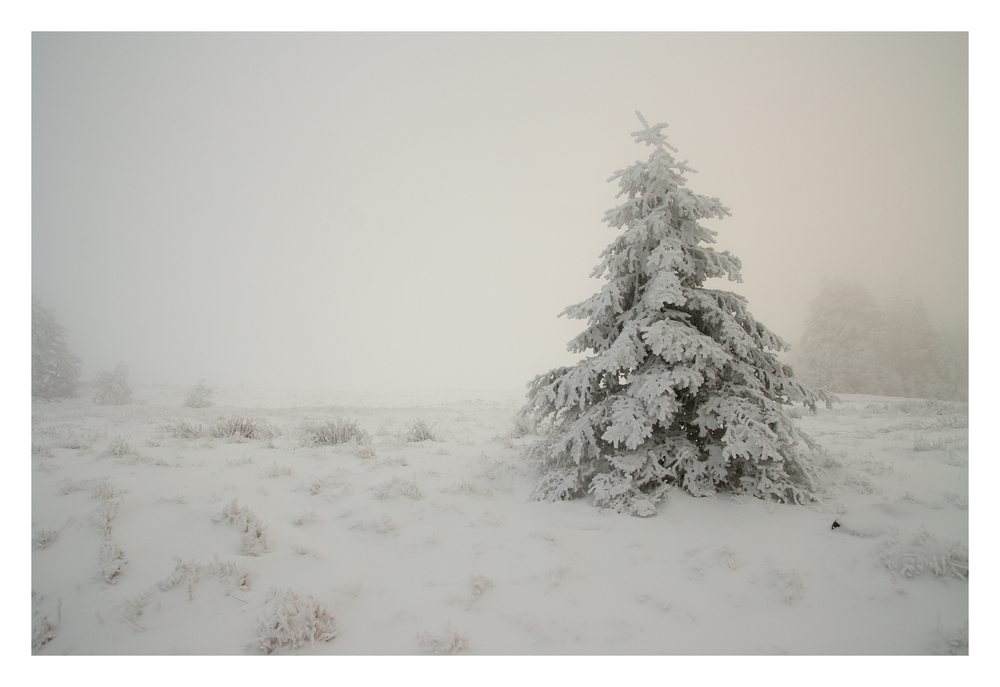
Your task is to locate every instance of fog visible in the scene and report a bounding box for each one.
[31,33,968,394]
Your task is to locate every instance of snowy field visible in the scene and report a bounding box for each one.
[31,384,968,656]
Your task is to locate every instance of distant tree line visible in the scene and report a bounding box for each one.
[32,297,212,406]
[791,279,967,402]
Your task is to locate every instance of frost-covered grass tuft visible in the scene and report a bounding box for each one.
[212,416,278,441]
[259,461,293,478]
[32,592,59,651]
[291,508,319,526]
[509,414,536,438]
[301,418,369,446]
[417,622,469,654]
[351,514,397,534]
[101,437,138,457]
[212,498,269,556]
[158,555,250,593]
[470,574,493,602]
[448,478,492,497]
[878,526,968,580]
[99,541,126,583]
[33,528,60,549]
[405,418,439,442]
[913,436,948,452]
[249,588,338,654]
[163,420,206,439]
[372,476,423,501]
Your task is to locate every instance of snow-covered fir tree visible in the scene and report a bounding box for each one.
[32,297,82,400]
[521,113,832,516]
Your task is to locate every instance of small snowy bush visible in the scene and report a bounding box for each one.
[94,363,133,405]
[183,379,214,408]
[249,588,338,654]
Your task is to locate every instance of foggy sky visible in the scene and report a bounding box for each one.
[31,32,968,393]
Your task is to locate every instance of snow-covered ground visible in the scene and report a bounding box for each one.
[31,384,968,656]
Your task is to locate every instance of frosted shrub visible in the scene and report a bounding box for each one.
[183,379,214,408]
[94,362,133,405]
[522,113,832,516]
[249,588,338,654]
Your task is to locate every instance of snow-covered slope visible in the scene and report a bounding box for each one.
[31,385,968,655]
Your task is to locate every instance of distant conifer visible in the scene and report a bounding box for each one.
[32,297,82,399]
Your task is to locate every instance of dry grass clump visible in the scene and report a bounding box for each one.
[372,476,423,501]
[99,542,127,583]
[259,461,293,478]
[162,420,205,439]
[100,437,138,458]
[249,588,338,654]
[913,436,949,452]
[878,526,969,581]
[33,528,60,549]
[32,592,59,651]
[405,418,439,442]
[212,416,279,441]
[301,418,369,446]
[417,622,469,654]
[510,416,531,438]
[212,498,269,556]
